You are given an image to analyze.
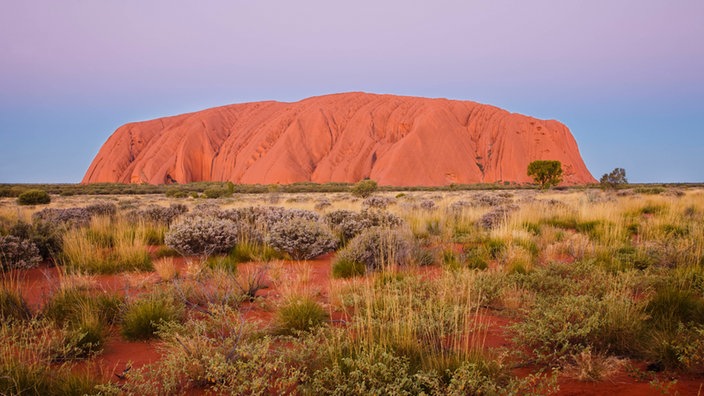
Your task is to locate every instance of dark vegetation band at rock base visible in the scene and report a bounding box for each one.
[1,185,703,394]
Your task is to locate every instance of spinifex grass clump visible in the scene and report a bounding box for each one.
[642,282,704,369]
[121,290,185,340]
[274,295,328,335]
[0,275,31,321]
[60,216,152,274]
[227,240,284,263]
[311,267,558,394]
[43,287,123,326]
[41,286,123,359]
[0,319,101,395]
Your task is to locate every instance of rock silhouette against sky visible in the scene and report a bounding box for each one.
[84,92,595,186]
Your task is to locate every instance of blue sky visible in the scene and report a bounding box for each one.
[1,1,703,183]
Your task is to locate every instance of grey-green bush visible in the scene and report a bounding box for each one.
[334,227,412,271]
[266,217,337,260]
[165,215,238,256]
[0,235,42,270]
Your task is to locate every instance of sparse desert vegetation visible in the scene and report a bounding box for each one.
[1,185,703,395]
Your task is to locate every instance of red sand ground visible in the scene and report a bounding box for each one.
[11,257,704,395]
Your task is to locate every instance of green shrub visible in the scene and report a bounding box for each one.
[17,189,51,205]
[350,179,378,198]
[121,292,184,340]
[307,348,436,394]
[646,324,704,370]
[274,296,328,335]
[332,257,367,278]
[203,187,231,199]
[511,295,602,364]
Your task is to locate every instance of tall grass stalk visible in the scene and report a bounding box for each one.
[329,268,489,374]
[60,216,152,274]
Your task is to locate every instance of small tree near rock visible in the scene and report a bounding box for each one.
[350,179,378,198]
[600,168,628,190]
[527,160,563,189]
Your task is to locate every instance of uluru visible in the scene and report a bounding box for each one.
[83,92,595,186]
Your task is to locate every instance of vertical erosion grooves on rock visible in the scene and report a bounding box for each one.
[83,92,596,186]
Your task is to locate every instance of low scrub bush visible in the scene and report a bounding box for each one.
[511,294,603,364]
[127,203,188,225]
[325,210,366,244]
[9,220,62,260]
[266,217,337,260]
[334,227,412,272]
[325,209,404,245]
[84,201,117,217]
[308,347,437,394]
[478,205,517,229]
[32,207,92,228]
[165,214,238,257]
[362,196,394,209]
[645,323,704,371]
[0,235,42,270]
[17,189,51,205]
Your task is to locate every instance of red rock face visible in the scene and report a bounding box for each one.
[83,92,595,186]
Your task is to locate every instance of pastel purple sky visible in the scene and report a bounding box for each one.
[1,1,703,183]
